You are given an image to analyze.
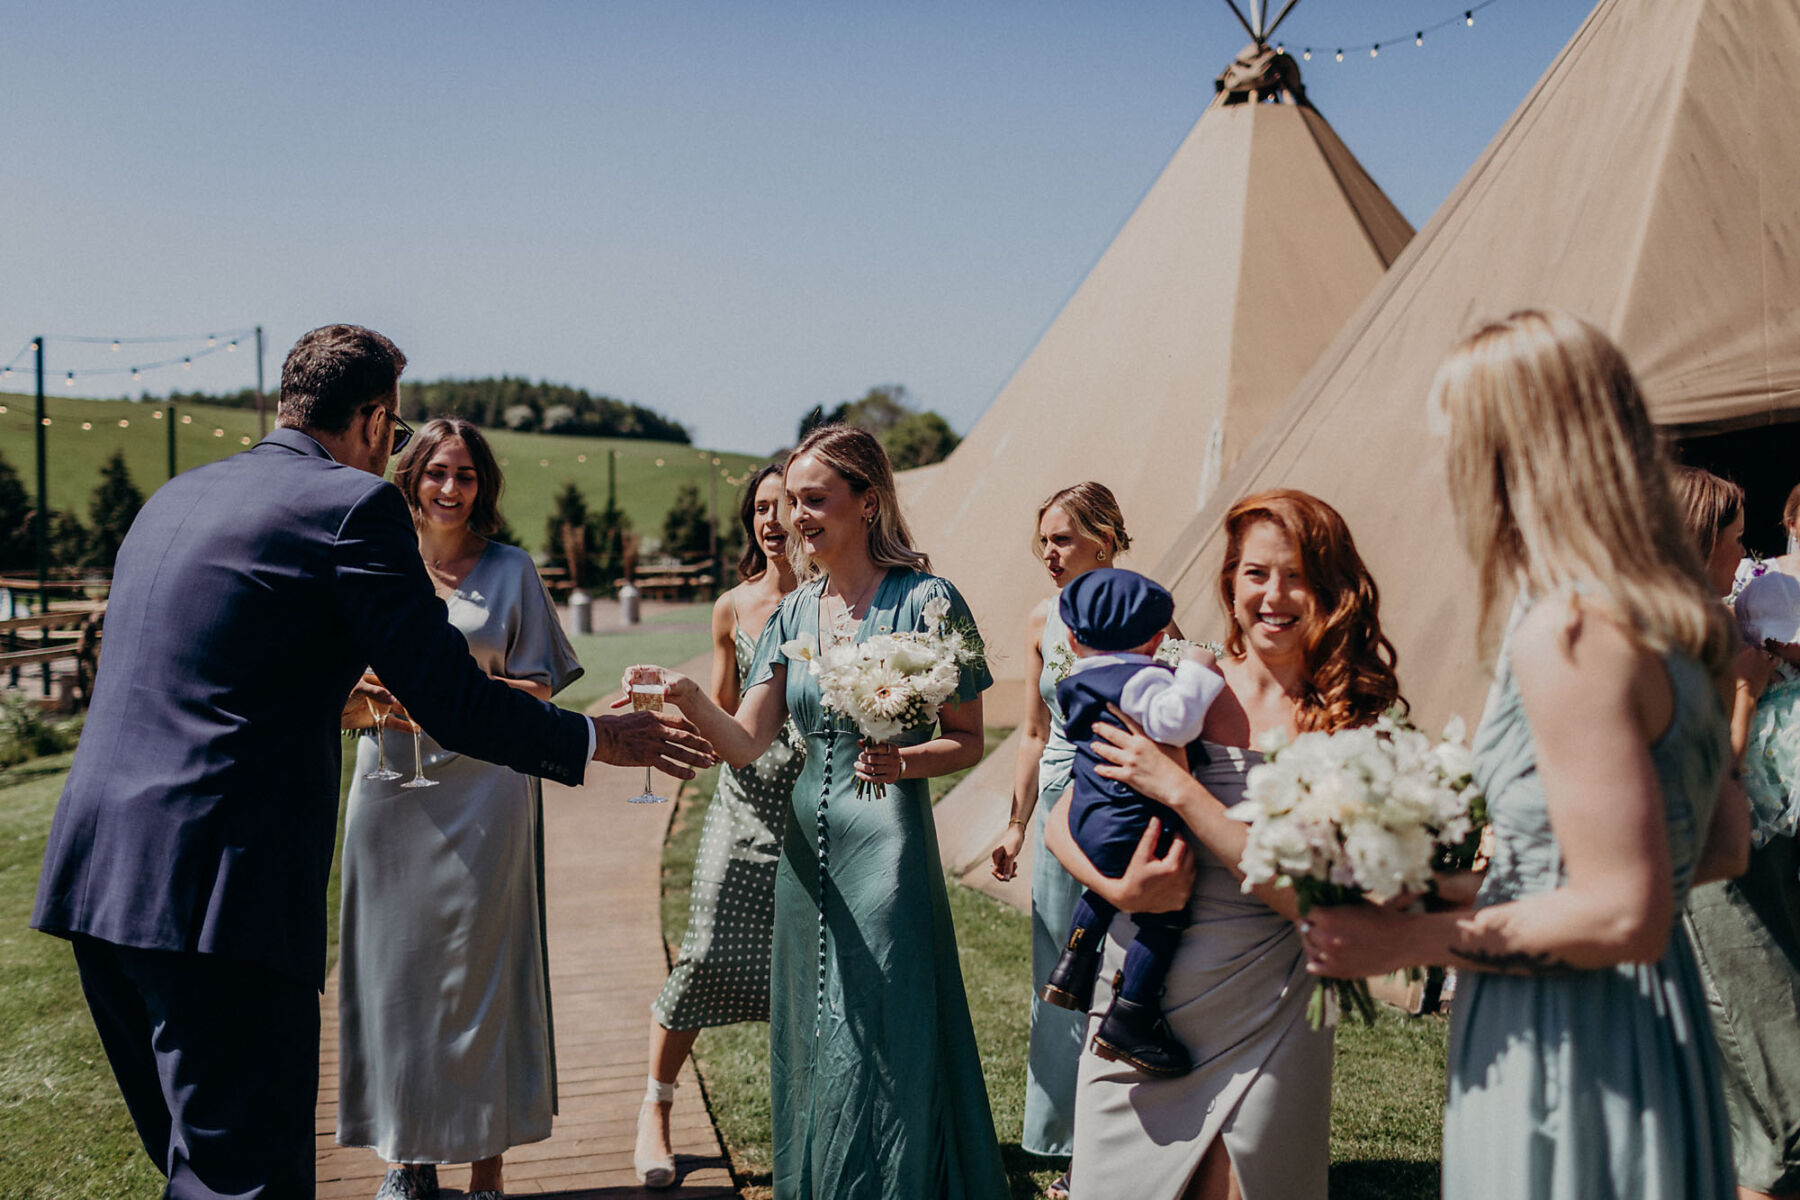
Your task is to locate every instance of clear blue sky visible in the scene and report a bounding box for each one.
[3,1,1588,453]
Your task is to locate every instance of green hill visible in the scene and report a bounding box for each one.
[0,392,769,558]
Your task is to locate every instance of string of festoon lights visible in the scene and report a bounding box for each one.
[1280,0,1501,64]
[0,328,259,389]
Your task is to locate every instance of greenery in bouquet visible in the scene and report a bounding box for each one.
[781,591,983,798]
[1229,707,1486,1027]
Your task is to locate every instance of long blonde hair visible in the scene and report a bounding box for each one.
[785,424,930,580]
[1431,309,1735,680]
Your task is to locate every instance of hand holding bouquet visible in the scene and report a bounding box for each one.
[783,592,982,798]
[1229,709,1485,1027]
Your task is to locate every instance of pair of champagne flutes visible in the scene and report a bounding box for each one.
[627,666,668,805]
[363,696,437,789]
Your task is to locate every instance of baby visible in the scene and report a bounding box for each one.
[1042,568,1223,1078]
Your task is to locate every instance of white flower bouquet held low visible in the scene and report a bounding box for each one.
[1228,708,1486,1027]
[782,593,983,799]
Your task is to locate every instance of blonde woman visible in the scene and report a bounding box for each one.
[989,483,1141,1198]
[629,425,1008,1199]
[1673,466,1800,1200]
[1303,311,1749,1200]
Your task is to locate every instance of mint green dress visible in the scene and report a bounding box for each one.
[652,597,806,1030]
[1025,601,1083,1157]
[1445,632,1735,1199]
[747,568,1010,1200]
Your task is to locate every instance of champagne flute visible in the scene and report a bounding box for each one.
[627,666,668,804]
[362,697,402,782]
[400,713,439,790]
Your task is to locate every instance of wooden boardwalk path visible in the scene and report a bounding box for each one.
[316,666,741,1198]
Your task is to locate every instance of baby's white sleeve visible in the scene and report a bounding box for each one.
[1119,660,1226,745]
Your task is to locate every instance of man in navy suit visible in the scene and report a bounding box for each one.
[31,325,712,1198]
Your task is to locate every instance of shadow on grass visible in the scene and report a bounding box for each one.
[0,757,78,790]
[1330,1157,1440,1200]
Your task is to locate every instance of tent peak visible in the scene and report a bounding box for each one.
[1215,43,1310,107]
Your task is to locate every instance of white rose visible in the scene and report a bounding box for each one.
[922,594,952,632]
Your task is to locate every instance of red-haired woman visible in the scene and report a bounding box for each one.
[1045,489,1401,1200]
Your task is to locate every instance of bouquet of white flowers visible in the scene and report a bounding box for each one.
[782,592,981,798]
[1153,638,1223,668]
[1229,708,1485,1027]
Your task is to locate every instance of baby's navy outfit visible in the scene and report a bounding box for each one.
[1052,568,1224,1036]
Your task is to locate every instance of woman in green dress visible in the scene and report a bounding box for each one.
[1302,311,1749,1199]
[989,482,1147,1199]
[633,463,805,1188]
[640,424,1009,1199]
[1672,466,1800,1200]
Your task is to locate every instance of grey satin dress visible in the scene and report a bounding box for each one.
[336,542,584,1164]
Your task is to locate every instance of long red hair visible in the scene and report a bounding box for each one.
[1218,489,1403,732]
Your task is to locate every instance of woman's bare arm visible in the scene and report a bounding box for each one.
[708,590,742,715]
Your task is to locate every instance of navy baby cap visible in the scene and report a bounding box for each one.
[1059,568,1173,652]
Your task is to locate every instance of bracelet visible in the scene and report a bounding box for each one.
[1007,817,1028,829]
[897,755,907,780]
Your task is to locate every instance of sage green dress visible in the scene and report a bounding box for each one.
[653,596,806,1029]
[747,568,1010,1200]
[1024,601,1084,1157]
[1445,632,1735,1199]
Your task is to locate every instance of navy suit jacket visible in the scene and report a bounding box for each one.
[31,428,592,988]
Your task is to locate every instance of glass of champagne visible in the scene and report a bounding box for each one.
[362,697,402,782]
[400,711,438,790]
[627,666,668,804]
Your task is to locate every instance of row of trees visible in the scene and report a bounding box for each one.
[543,478,735,590]
[796,385,960,469]
[168,376,693,445]
[0,451,144,575]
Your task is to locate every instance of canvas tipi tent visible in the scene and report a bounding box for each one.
[1152,0,1800,731]
[903,43,1412,726]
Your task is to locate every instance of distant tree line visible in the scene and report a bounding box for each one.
[166,376,693,445]
[796,385,960,470]
[0,449,144,576]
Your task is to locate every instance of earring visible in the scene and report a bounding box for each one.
[1096,551,1106,561]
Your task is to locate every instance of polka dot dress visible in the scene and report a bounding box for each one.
[652,625,806,1030]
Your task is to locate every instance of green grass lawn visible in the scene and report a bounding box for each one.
[663,746,1449,1200]
[0,392,767,560]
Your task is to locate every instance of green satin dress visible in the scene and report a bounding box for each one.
[1444,628,1735,1199]
[746,568,1009,1200]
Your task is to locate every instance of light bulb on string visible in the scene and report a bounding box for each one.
[110,340,120,352]
[1370,44,1379,57]
[183,357,192,370]
[1303,48,1311,60]
[1335,48,1343,62]
[1275,43,1283,54]
[227,341,237,352]
[132,369,141,382]
[1466,10,1474,25]
[1416,31,1424,45]
[65,372,74,387]
[207,335,216,347]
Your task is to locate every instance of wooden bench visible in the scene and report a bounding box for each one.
[626,565,716,602]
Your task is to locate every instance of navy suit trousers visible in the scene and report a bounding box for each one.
[71,937,318,1199]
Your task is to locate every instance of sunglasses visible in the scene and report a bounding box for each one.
[388,409,414,454]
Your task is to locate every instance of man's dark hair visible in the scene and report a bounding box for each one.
[276,325,407,434]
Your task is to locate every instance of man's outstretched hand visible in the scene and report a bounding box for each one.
[592,710,715,779]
